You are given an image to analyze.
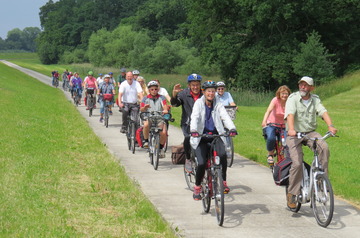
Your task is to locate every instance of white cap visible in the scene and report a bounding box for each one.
[298,76,314,86]
[104,74,111,78]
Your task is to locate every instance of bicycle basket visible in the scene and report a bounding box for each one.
[225,106,236,120]
[103,94,113,101]
[87,89,95,94]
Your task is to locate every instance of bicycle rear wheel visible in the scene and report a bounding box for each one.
[184,152,197,191]
[202,170,211,213]
[227,137,234,167]
[214,168,225,226]
[131,122,136,154]
[153,133,160,170]
[312,173,334,227]
[285,185,301,212]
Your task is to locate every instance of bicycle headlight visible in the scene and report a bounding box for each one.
[215,156,220,165]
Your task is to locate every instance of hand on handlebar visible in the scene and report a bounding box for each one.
[190,130,199,137]
[229,129,238,137]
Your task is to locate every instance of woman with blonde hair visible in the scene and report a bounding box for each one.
[261,85,291,166]
[137,76,149,98]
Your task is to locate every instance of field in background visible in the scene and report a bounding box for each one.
[0,52,38,59]
[6,55,360,206]
[0,62,176,237]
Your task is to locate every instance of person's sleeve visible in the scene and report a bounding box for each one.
[227,92,234,104]
[119,83,124,93]
[140,97,147,108]
[171,91,182,107]
[315,96,327,118]
[284,95,296,120]
[160,95,167,106]
[190,100,201,132]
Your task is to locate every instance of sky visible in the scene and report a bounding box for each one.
[0,0,58,39]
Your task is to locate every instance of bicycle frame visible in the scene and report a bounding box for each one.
[267,123,286,162]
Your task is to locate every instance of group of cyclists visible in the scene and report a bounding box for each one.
[57,68,338,213]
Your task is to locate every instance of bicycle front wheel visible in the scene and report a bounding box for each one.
[202,170,211,213]
[105,107,109,128]
[184,152,197,191]
[227,137,234,167]
[149,134,154,165]
[153,134,160,170]
[127,120,131,150]
[312,173,334,227]
[214,168,225,226]
[163,122,169,152]
[131,122,136,154]
[88,97,92,117]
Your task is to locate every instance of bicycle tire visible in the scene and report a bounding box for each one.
[88,97,92,117]
[202,170,211,213]
[163,122,169,153]
[214,168,225,226]
[285,185,301,212]
[312,173,334,227]
[184,153,197,191]
[131,121,136,154]
[149,133,154,165]
[153,133,160,170]
[105,107,109,128]
[227,137,234,167]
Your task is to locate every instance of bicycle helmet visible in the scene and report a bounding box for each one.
[147,80,159,88]
[216,81,226,87]
[70,72,73,74]
[88,71,94,75]
[187,73,202,83]
[104,74,110,78]
[109,72,113,75]
[120,68,126,72]
[133,70,140,75]
[201,80,217,90]
[99,73,103,76]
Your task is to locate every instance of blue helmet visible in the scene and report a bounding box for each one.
[187,73,202,83]
[99,73,103,76]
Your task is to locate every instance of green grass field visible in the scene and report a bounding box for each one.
[6,56,360,207]
[0,52,38,60]
[0,62,176,237]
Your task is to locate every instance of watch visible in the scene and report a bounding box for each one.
[328,125,334,127]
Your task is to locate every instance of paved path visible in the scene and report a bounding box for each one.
[2,59,360,237]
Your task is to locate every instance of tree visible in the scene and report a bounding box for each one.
[293,31,336,83]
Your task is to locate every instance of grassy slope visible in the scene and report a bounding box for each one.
[0,62,175,237]
[0,52,38,60]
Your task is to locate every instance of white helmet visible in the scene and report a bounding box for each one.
[104,74,111,78]
[132,70,140,75]
[216,81,226,87]
[147,80,159,88]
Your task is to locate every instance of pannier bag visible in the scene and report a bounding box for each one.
[103,93,113,101]
[171,144,186,164]
[273,157,311,186]
[136,126,145,148]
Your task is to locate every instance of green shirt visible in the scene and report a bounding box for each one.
[284,91,327,133]
[117,74,126,84]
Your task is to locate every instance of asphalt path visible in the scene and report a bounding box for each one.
[2,59,360,238]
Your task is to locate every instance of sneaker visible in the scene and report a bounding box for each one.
[86,107,89,110]
[143,141,149,148]
[120,128,126,134]
[93,105,96,109]
[185,159,193,173]
[109,110,113,115]
[287,192,297,209]
[99,118,103,123]
[193,185,202,201]
[223,181,230,193]
[159,149,165,158]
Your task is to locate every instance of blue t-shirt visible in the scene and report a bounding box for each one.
[203,103,218,136]
[216,91,234,106]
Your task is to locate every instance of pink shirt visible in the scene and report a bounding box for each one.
[267,97,285,126]
[84,77,97,88]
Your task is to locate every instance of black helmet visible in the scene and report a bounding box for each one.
[201,80,217,90]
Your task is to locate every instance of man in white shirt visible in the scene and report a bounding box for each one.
[97,73,104,86]
[118,71,144,133]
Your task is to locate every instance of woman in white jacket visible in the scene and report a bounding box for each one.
[190,80,237,201]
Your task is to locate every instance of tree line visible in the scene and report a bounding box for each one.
[0,27,41,52]
[37,0,360,91]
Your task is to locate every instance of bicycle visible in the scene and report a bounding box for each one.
[263,123,288,171]
[86,88,96,117]
[54,77,59,88]
[102,93,113,128]
[286,131,337,227]
[126,105,139,154]
[141,111,166,170]
[73,86,80,106]
[194,133,233,226]
[184,149,197,191]
[62,78,69,91]
[224,106,236,167]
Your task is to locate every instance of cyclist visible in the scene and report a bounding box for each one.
[153,79,171,103]
[62,71,68,89]
[215,81,238,110]
[51,69,56,85]
[117,68,126,87]
[137,76,149,97]
[53,70,59,86]
[284,76,337,209]
[70,72,83,105]
[83,71,98,110]
[140,81,168,157]
[97,74,116,123]
[261,85,291,165]
[97,73,104,86]
[133,70,140,81]
[190,80,237,200]
[171,73,203,173]
[109,72,116,87]
[118,71,144,133]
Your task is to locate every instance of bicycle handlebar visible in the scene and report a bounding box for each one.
[191,133,230,138]
[297,131,338,141]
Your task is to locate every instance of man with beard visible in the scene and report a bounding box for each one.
[284,76,337,209]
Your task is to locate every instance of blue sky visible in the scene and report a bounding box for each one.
[0,0,58,39]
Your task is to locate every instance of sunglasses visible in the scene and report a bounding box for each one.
[150,88,158,91]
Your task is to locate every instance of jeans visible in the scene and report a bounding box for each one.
[181,124,191,160]
[100,100,113,114]
[266,126,287,152]
[195,138,227,186]
[52,76,54,85]
[72,88,82,98]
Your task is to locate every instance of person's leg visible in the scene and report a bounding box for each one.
[78,89,82,104]
[215,139,228,182]
[159,123,167,145]
[286,136,305,195]
[266,126,276,155]
[305,131,330,175]
[122,103,130,130]
[194,141,209,186]
[85,92,87,106]
[143,120,149,140]
[131,104,139,130]
[99,100,105,120]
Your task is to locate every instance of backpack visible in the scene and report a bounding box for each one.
[171,144,186,164]
[136,127,145,148]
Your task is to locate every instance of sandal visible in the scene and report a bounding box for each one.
[267,155,274,166]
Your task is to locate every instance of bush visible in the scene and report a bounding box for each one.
[59,48,88,64]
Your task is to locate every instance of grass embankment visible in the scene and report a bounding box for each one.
[8,56,360,205]
[0,52,38,60]
[0,62,176,237]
